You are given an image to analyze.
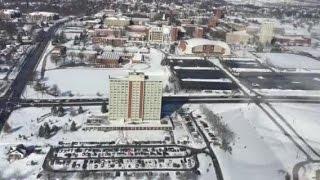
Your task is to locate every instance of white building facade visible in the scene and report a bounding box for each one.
[259,21,274,44]
[109,72,162,122]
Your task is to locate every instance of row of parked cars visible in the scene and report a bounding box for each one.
[50,156,196,171]
[54,146,189,159]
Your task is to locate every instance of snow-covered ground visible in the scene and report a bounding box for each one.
[258,53,320,70]
[0,105,214,179]
[288,46,320,59]
[0,145,49,179]
[0,106,170,145]
[269,103,320,152]
[22,48,169,99]
[255,89,320,97]
[186,102,320,180]
[189,103,288,180]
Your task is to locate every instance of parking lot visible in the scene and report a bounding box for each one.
[54,146,191,159]
[222,60,265,69]
[240,73,320,90]
[49,156,196,172]
[44,144,200,172]
[169,59,214,67]
[169,59,239,91]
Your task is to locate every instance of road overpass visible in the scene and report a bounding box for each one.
[11,95,320,108]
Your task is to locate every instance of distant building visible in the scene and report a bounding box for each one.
[193,27,204,38]
[109,72,162,122]
[51,46,67,57]
[170,26,179,41]
[182,24,204,39]
[274,35,311,47]
[104,16,130,27]
[0,9,21,20]
[127,25,149,42]
[226,30,250,45]
[259,21,274,44]
[96,52,122,68]
[27,11,59,23]
[147,26,171,44]
[208,8,223,28]
[91,28,126,46]
[148,26,164,44]
[177,38,231,56]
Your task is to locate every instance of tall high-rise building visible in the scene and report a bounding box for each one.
[109,72,162,122]
[259,21,274,44]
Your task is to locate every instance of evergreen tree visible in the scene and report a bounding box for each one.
[57,105,65,117]
[38,125,45,137]
[3,122,12,133]
[70,121,77,131]
[51,105,58,115]
[101,101,107,113]
[43,122,51,139]
[78,106,84,114]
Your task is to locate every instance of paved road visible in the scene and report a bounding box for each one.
[0,24,61,127]
[10,96,320,108]
[189,113,224,180]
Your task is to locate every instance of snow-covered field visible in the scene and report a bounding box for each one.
[0,106,170,145]
[269,103,320,152]
[22,48,169,99]
[258,53,320,70]
[288,46,320,59]
[255,89,320,97]
[187,103,320,180]
[189,103,287,180]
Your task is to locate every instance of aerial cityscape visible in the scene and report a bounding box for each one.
[0,0,320,179]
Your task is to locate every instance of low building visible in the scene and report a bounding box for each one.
[127,25,149,42]
[92,37,127,46]
[96,52,123,68]
[92,28,122,37]
[51,46,67,57]
[0,9,21,20]
[104,16,130,28]
[182,24,204,38]
[7,144,35,162]
[66,49,97,62]
[27,11,59,23]
[274,35,311,47]
[177,38,231,56]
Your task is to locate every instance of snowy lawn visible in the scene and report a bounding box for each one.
[269,103,320,152]
[258,53,320,70]
[188,103,309,180]
[0,106,169,146]
[23,48,169,99]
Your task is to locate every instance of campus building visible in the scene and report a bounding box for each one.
[177,38,231,56]
[259,21,274,44]
[148,27,164,44]
[109,72,162,122]
[27,11,59,23]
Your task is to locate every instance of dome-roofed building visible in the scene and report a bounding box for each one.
[177,38,231,56]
